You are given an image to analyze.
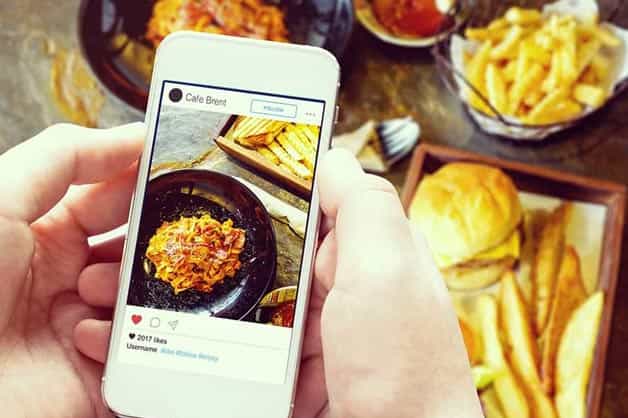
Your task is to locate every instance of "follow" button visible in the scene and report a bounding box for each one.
[250,100,297,118]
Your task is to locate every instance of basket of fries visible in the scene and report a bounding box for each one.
[432,0,628,140]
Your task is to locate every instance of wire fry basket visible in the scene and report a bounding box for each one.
[431,0,628,141]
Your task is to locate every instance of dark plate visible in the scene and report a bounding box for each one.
[78,0,354,111]
[127,169,277,320]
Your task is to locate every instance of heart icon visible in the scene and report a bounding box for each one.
[131,314,142,325]
[129,333,136,340]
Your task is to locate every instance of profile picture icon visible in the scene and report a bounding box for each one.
[169,88,183,103]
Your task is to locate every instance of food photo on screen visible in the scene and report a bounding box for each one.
[125,85,323,329]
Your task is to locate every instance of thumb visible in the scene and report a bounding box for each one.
[317,149,414,292]
[316,149,482,418]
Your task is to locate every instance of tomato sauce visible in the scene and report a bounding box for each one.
[373,0,446,37]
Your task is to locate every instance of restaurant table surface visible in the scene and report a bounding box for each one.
[1,0,628,416]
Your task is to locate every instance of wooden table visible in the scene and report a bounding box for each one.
[0,1,627,416]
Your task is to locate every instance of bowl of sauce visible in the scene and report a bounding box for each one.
[355,0,472,47]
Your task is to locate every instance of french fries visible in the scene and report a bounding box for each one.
[491,26,525,60]
[466,41,494,115]
[473,365,499,390]
[257,146,279,165]
[499,272,557,418]
[502,60,518,83]
[540,246,587,395]
[579,24,621,47]
[532,203,571,335]
[477,295,530,418]
[591,54,610,81]
[487,63,508,114]
[463,7,621,124]
[444,197,605,418]
[284,130,315,170]
[505,7,542,26]
[459,318,482,365]
[481,388,507,418]
[518,209,549,302]
[573,83,607,108]
[418,182,608,418]
[227,116,319,181]
[555,292,604,418]
[268,141,312,179]
[509,63,545,115]
[576,39,602,76]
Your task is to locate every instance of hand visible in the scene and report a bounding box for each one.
[0,123,480,418]
[72,148,482,418]
[0,123,145,417]
[293,149,483,418]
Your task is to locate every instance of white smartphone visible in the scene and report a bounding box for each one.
[103,32,340,418]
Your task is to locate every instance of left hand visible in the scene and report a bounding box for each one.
[0,123,348,418]
[0,123,144,417]
[0,123,347,418]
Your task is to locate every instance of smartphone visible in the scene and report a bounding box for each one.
[103,32,340,418]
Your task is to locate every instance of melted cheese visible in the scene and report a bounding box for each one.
[434,230,521,269]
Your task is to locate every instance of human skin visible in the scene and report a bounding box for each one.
[0,123,482,418]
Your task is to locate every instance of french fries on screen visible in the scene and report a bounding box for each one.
[463,7,621,125]
[229,116,319,181]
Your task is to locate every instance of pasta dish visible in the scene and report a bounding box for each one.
[146,214,246,294]
[146,0,289,47]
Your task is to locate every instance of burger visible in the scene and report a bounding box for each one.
[409,163,523,291]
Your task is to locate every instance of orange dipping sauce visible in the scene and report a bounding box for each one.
[373,0,447,38]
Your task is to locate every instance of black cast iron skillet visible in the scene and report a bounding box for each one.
[127,169,277,320]
[78,0,354,111]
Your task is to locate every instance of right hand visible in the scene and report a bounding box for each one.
[73,145,482,418]
[293,149,483,418]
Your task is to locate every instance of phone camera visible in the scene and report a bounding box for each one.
[169,88,183,103]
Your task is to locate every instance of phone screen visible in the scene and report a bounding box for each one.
[115,81,326,384]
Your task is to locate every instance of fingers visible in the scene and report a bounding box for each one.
[78,262,120,307]
[63,163,137,236]
[317,148,364,219]
[0,122,145,223]
[74,319,112,364]
[293,355,328,418]
[88,234,125,264]
[317,149,414,290]
[335,182,413,290]
[319,215,335,239]
[318,149,403,220]
[49,292,111,418]
[0,218,33,330]
[314,229,337,292]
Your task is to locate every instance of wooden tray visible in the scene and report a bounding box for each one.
[401,144,626,418]
[215,117,312,199]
